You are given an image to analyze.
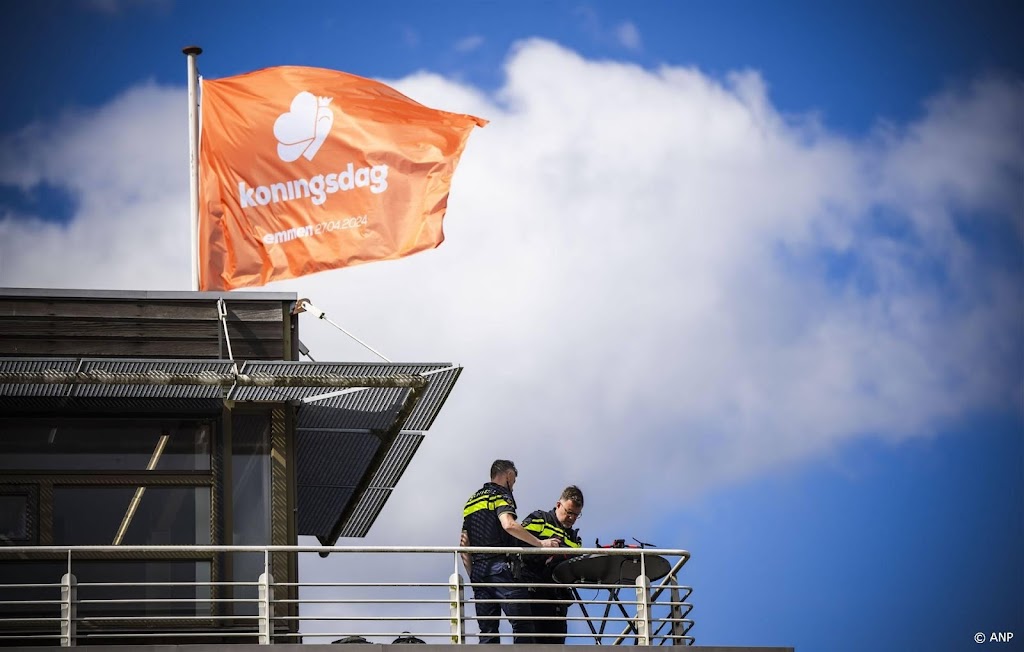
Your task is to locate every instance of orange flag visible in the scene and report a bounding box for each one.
[197,65,486,290]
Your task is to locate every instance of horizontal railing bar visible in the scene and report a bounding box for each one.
[469,598,640,606]
[78,598,255,604]
[278,635,454,641]
[274,598,453,605]
[451,598,580,605]
[471,615,632,623]
[0,600,61,605]
[468,581,646,590]
[657,635,696,640]
[285,620,627,626]
[76,630,260,638]
[72,615,262,622]
[272,615,453,622]
[276,634,454,640]
[279,582,451,588]
[470,615,615,622]
[1,545,690,556]
[0,634,62,640]
[0,583,61,589]
[77,615,249,622]
[267,597,669,605]
[285,586,664,593]
[280,632,456,639]
[78,581,253,587]
[293,630,454,635]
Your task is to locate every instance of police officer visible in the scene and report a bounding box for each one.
[461,460,561,644]
[521,485,584,644]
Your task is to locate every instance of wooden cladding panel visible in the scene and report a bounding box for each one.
[0,339,281,359]
[0,297,292,360]
[0,299,283,322]
[0,319,283,340]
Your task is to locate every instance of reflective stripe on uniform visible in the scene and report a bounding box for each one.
[523,518,581,546]
[463,494,510,518]
[462,483,520,557]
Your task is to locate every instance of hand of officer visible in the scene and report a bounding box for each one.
[539,538,561,548]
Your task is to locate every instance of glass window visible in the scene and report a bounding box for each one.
[0,560,213,618]
[0,418,212,471]
[230,412,272,616]
[53,486,211,546]
[0,492,31,541]
[75,560,213,617]
[0,415,222,627]
[232,413,270,545]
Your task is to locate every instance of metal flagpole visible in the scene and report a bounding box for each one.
[183,45,203,291]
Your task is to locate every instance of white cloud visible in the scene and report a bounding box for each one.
[0,82,191,289]
[454,35,485,53]
[1,40,1021,561]
[574,8,642,52]
[615,21,642,51]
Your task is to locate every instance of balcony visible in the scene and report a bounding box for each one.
[0,544,694,646]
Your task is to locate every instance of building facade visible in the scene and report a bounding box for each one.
[0,288,460,644]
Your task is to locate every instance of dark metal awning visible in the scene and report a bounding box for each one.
[236,361,463,543]
[0,357,462,544]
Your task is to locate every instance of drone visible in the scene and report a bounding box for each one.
[595,537,656,549]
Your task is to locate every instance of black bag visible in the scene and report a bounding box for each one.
[507,553,524,580]
[392,632,425,644]
[333,635,371,644]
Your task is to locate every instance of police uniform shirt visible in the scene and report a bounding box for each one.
[521,508,582,581]
[462,482,521,573]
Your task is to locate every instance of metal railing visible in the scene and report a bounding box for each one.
[0,545,694,646]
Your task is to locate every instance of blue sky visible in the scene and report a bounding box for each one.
[1,1,1022,650]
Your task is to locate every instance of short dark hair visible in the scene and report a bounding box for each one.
[560,485,584,507]
[490,459,517,480]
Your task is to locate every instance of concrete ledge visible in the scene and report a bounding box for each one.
[1,645,794,651]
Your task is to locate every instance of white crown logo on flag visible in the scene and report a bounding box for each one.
[273,91,335,162]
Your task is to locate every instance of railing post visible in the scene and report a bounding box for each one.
[634,574,651,645]
[60,573,77,647]
[449,572,466,644]
[258,572,274,645]
[669,585,685,645]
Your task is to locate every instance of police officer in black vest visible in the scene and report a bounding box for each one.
[521,485,584,644]
[461,460,561,644]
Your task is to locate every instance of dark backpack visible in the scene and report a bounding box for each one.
[332,635,371,644]
[392,632,425,644]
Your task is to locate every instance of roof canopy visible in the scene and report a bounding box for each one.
[0,357,461,544]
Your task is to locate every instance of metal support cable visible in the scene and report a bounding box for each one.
[294,299,391,363]
[216,298,236,364]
